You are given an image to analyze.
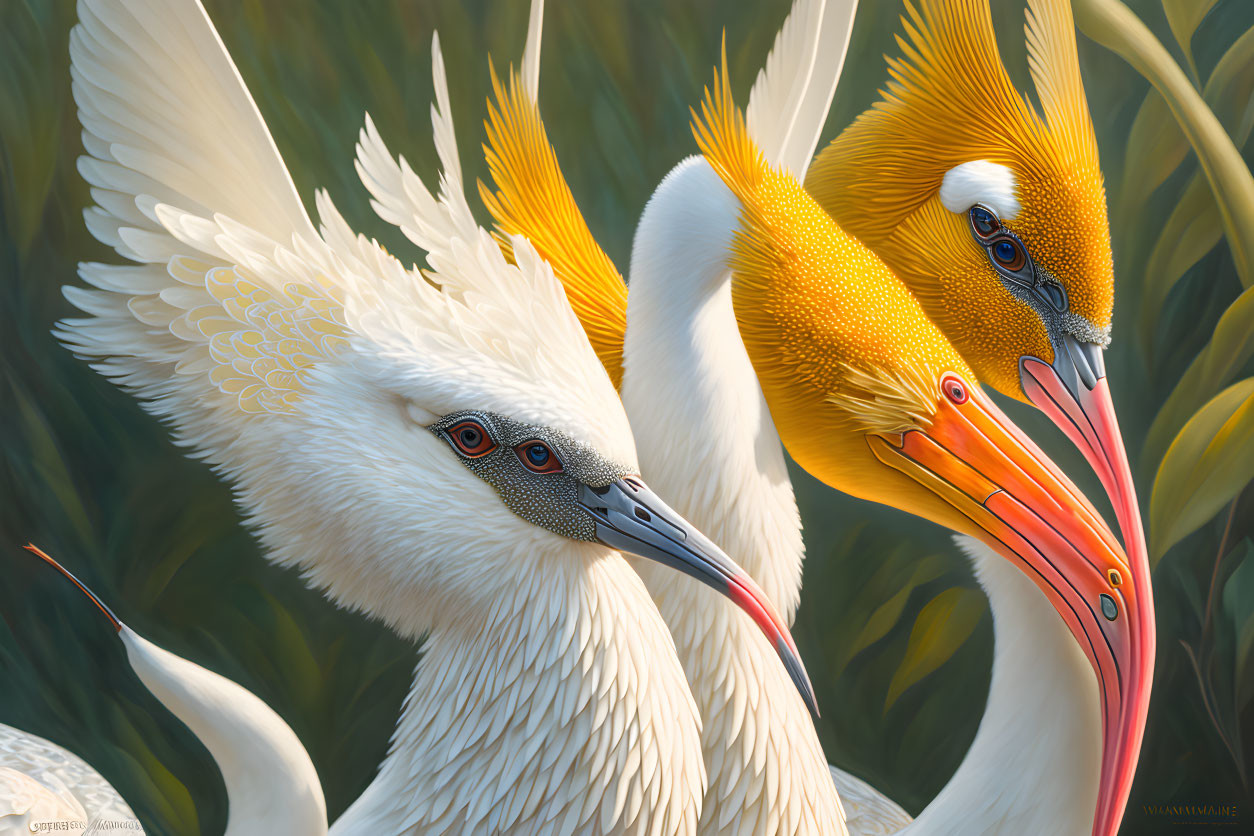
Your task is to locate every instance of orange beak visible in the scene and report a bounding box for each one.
[1020,348,1155,836]
[868,376,1153,836]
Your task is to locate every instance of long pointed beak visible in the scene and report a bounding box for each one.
[868,383,1153,836]
[1020,343,1155,836]
[22,543,124,632]
[578,477,820,719]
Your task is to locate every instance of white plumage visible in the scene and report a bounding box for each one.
[937,160,1022,219]
[1,550,325,836]
[625,2,859,832]
[0,725,125,835]
[43,0,793,832]
[354,1,858,832]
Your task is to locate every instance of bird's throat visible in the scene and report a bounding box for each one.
[329,550,704,836]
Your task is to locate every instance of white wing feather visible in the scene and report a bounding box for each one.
[71,0,316,245]
[521,0,545,100]
[0,724,136,828]
[64,0,610,459]
[746,0,860,177]
[828,764,914,836]
[63,0,388,440]
[355,0,548,247]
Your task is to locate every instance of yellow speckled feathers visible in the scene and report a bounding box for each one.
[480,67,628,389]
[806,0,1101,238]
[804,0,1112,393]
[691,55,971,443]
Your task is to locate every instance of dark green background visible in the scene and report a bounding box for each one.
[1,1,1250,833]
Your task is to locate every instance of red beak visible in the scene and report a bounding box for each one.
[1021,348,1155,836]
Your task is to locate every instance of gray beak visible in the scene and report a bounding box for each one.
[578,476,820,719]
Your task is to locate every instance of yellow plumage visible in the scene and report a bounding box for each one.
[480,66,628,389]
[691,53,973,474]
[806,0,1112,399]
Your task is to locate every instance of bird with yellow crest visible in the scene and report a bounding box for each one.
[438,1,1154,834]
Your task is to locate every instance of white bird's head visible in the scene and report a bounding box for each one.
[60,16,817,713]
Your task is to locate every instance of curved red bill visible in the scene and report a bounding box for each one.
[870,376,1153,836]
[1021,357,1155,836]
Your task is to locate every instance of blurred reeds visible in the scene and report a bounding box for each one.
[0,1,1250,832]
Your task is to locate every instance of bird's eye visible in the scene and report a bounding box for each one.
[940,373,969,405]
[969,205,999,239]
[991,238,1027,272]
[516,440,563,474]
[445,419,496,458]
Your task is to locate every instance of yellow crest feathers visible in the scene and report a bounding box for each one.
[479,64,628,389]
[1025,0,1099,167]
[807,0,1101,239]
[690,43,766,209]
[805,0,1113,391]
[690,51,968,441]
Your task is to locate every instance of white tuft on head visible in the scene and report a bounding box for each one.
[939,160,1020,219]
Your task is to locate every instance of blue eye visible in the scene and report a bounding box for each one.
[991,239,1026,272]
[516,440,563,473]
[970,206,998,238]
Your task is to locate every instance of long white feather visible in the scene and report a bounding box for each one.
[746,0,860,177]
[521,0,545,100]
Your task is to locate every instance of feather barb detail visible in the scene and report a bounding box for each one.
[479,64,628,389]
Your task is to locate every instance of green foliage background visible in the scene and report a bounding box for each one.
[1,0,1251,832]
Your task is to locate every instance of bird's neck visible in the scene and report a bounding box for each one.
[623,156,845,835]
[906,538,1101,836]
[330,548,704,836]
[624,155,803,618]
[120,628,327,836]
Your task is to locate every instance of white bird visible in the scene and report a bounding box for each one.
[468,1,1150,834]
[53,0,817,833]
[1,544,325,836]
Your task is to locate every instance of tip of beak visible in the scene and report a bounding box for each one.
[22,543,123,633]
[722,567,820,720]
[778,637,821,720]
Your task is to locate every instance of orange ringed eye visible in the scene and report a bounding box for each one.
[941,374,969,405]
[516,440,563,473]
[991,238,1026,271]
[446,420,496,458]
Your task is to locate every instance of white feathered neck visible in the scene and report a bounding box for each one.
[121,628,327,836]
[900,538,1100,836]
[623,156,845,836]
[329,543,704,836]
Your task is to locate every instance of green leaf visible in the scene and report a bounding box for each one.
[1150,378,1254,562]
[883,586,985,712]
[1075,0,1254,288]
[1161,0,1219,82]
[1143,282,1254,467]
[1136,25,1254,349]
[1137,174,1223,355]
[1201,21,1254,142]
[838,554,947,673]
[1117,89,1187,237]
[1221,540,1254,708]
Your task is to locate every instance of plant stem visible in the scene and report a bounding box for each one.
[1072,0,1254,288]
[1201,495,1240,642]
